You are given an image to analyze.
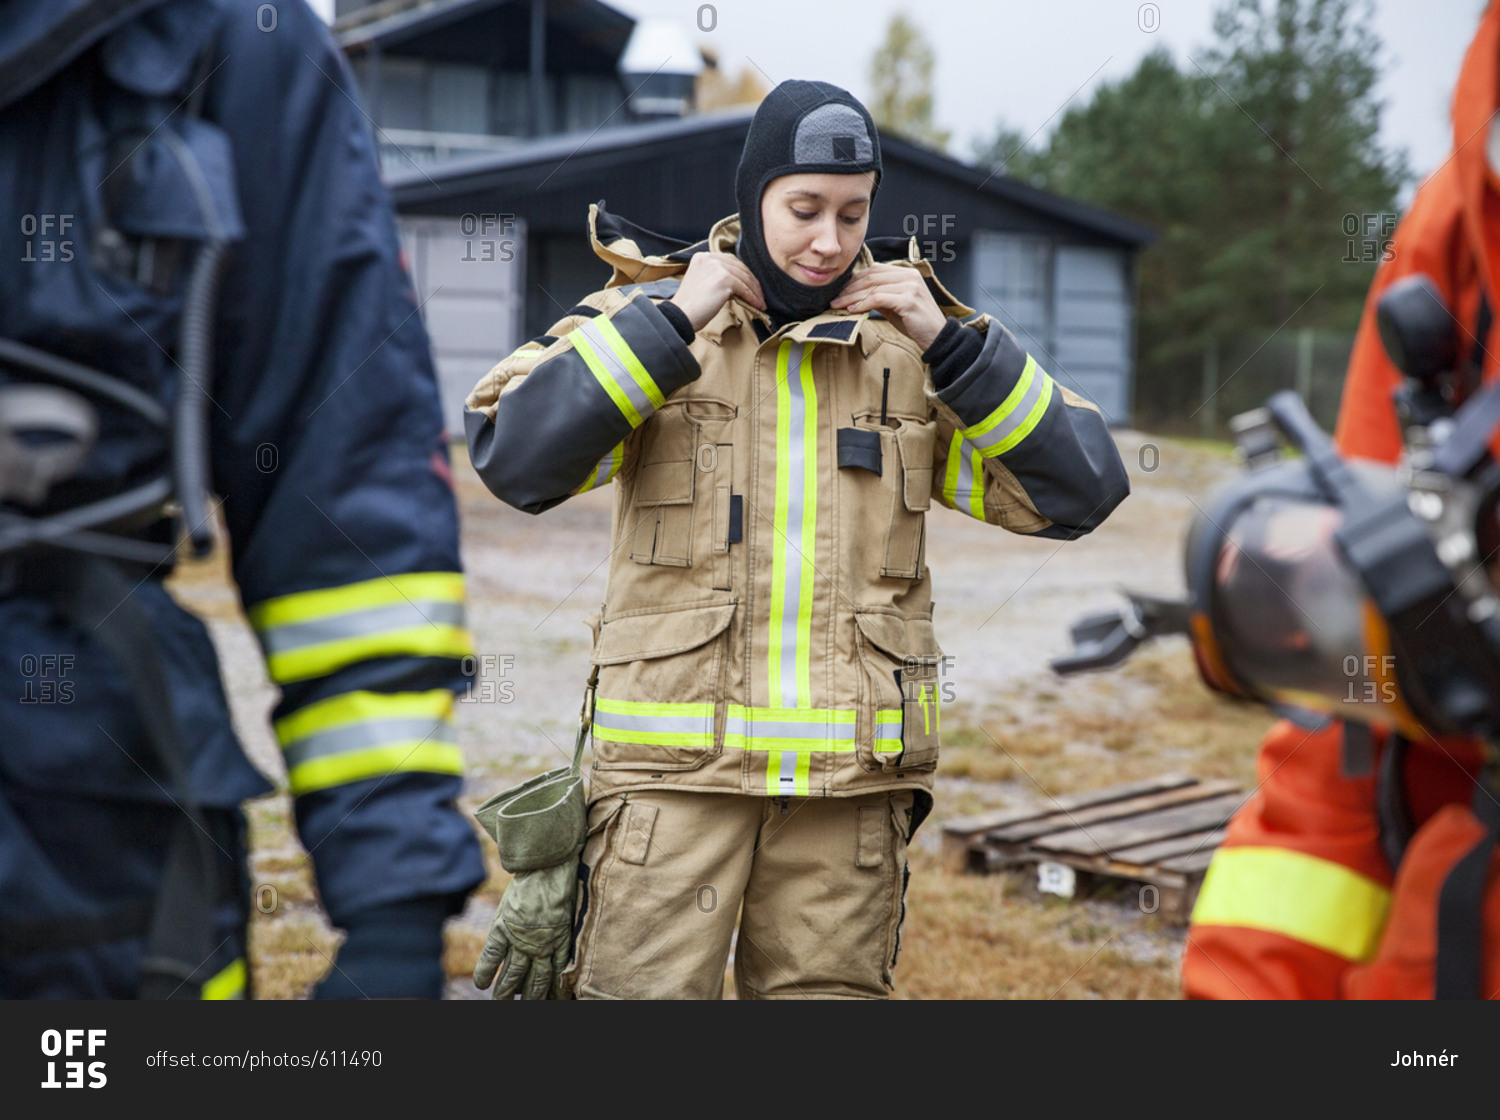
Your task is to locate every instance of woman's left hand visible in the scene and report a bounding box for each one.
[831,264,947,351]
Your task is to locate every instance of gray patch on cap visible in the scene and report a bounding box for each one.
[793,104,874,165]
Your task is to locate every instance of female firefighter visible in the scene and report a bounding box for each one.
[463,80,1130,999]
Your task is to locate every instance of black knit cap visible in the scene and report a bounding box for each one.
[735,79,882,326]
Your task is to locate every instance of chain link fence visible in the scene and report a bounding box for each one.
[1132,328,1357,440]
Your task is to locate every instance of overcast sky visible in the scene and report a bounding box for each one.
[314,0,1488,192]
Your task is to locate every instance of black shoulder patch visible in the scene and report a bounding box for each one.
[808,320,856,341]
[564,304,601,320]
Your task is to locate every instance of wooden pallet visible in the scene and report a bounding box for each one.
[940,774,1245,923]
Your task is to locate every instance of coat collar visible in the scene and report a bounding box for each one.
[586,205,975,347]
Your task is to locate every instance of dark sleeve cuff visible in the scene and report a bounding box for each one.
[313,894,461,999]
[655,298,697,344]
[922,317,985,391]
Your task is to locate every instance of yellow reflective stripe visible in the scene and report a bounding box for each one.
[874,709,903,754]
[765,750,814,797]
[916,680,939,735]
[575,441,625,494]
[942,430,963,508]
[727,705,857,724]
[795,343,817,708]
[592,314,666,410]
[985,372,1052,457]
[264,624,472,685]
[274,690,463,797]
[248,573,471,685]
[592,697,715,747]
[968,446,985,519]
[570,328,643,427]
[724,705,857,754]
[964,354,1037,441]
[287,743,464,796]
[960,355,1055,457]
[768,342,792,702]
[248,573,463,631]
[768,342,818,709]
[595,698,714,717]
[273,688,453,744]
[201,957,246,1000]
[1191,846,1392,962]
[942,431,988,521]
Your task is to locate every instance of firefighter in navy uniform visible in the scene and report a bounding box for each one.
[0,0,486,998]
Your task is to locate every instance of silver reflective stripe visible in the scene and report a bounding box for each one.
[778,751,799,790]
[725,713,855,743]
[593,710,714,736]
[282,716,454,769]
[968,358,1050,455]
[779,341,807,708]
[259,600,467,657]
[954,439,980,511]
[576,317,655,422]
[579,446,619,492]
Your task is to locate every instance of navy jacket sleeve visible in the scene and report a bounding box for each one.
[203,4,484,926]
[927,315,1130,538]
[465,287,701,514]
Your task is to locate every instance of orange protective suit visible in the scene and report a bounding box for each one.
[1181,2,1500,999]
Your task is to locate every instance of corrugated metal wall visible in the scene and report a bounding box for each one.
[970,232,1133,426]
[399,215,527,435]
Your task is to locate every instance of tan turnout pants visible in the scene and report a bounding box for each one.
[563,788,915,999]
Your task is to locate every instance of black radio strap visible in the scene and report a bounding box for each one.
[1434,755,1500,1000]
[39,552,218,999]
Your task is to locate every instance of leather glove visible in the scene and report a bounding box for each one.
[471,761,588,1000]
[472,860,579,1000]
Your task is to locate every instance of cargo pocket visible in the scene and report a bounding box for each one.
[630,405,696,568]
[882,420,935,580]
[854,610,943,772]
[590,600,735,770]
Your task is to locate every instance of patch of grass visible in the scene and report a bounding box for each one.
[893,849,1183,1000]
[249,912,339,1001]
[937,642,1271,799]
[1151,433,1239,461]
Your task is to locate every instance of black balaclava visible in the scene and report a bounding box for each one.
[735,80,882,328]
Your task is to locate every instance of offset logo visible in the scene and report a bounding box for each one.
[40,1030,106,1088]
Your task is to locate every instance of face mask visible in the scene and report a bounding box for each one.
[733,80,882,327]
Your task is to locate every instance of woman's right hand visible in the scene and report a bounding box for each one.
[669,252,766,331]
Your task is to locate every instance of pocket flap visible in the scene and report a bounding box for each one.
[854,611,942,661]
[594,602,736,664]
[636,458,694,505]
[895,423,935,512]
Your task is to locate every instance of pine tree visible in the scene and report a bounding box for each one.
[868,13,950,151]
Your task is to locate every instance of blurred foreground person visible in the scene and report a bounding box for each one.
[1184,2,1500,999]
[0,0,485,999]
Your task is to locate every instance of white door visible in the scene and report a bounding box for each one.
[399,214,526,436]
